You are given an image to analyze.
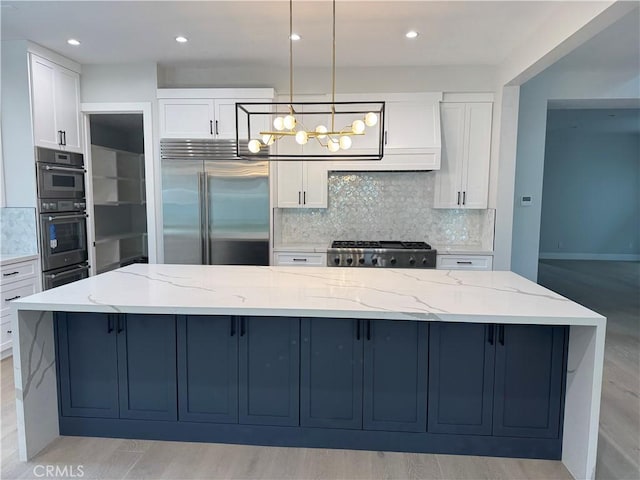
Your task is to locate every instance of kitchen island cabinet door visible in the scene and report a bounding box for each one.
[300,318,363,429]
[177,315,238,423]
[56,312,119,418]
[493,325,566,438]
[363,320,428,432]
[239,317,300,426]
[117,314,177,421]
[427,322,494,435]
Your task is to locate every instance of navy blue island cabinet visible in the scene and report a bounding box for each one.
[55,313,568,460]
[428,322,567,439]
[55,312,177,421]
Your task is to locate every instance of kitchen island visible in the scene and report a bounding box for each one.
[12,264,605,480]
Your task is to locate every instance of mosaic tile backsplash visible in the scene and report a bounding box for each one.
[0,207,38,255]
[276,172,495,250]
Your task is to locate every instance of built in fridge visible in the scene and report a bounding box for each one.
[161,140,270,265]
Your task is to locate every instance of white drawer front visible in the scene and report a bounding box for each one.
[0,320,13,348]
[436,255,493,271]
[274,252,327,267]
[1,260,37,285]
[1,278,37,311]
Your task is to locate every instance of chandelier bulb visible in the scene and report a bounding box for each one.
[339,136,352,150]
[273,117,285,131]
[315,125,328,139]
[295,130,309,145]
[352,120,365,135]
[248,139,262,154]
[283,115,297,130]
[364,112,378,127]
[327,139,340,153]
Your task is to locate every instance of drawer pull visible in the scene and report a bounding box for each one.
[456,261,473,265]
[5,295,21,302]
[292,258,308,262]
[6,330,12,334]
[2,271,19,277]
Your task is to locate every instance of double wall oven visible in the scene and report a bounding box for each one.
[36,147,89,290]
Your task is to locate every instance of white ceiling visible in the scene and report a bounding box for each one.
[0,1,601,68]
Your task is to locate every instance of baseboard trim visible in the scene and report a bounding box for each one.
[539,253,640,261]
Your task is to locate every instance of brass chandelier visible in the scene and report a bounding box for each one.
[236,0,385,160]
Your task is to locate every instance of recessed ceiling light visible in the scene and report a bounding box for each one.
[405,31,419,39]
[67,39,81,46]
[175,36,188,43]
[290,33,301,41]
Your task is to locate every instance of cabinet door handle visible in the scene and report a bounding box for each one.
[457,191,461,205]
[117,315,124,334]
[303,191,306,205]
[356,320,361,341]
[366,320,372,341]
[215,120,219,136]
[209,120,213,135]
[3,271,19,277]
[498,325,505,346]
[58,130,63,145]
[4,295,21,302]
[298,191,301,205]
[230,317,236,337]
[63,131,67,145]
[487,324,494,345]
[107,316,114,334]
[462,191,466,205]
[384,131,388,145]
[240,317,246,337]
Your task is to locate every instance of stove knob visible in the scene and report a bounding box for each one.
[372,258,378,265]
[422,258,429,266]
[334,257,340,265]
[390,257,397,265]
[346,258,353,265]
[409,257,416,266]
[358,258,365,265]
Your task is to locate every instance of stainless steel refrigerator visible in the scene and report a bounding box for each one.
[161,140,269,265]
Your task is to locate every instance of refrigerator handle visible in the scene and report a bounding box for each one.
[198,172,207,265]
[204,173,211,265]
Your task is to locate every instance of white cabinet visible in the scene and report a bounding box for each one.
[436,255,493,271]
[273,251,327,267]
[276,161,328,208]
[30,54,82,153]
[1,258,39,359]
[329,92,442,171]
[158,89,274,140]
[434,102,492,209]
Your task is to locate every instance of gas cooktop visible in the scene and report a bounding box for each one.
[328,240,436,268]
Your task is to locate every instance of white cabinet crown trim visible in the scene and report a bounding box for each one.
[157,88,275,99]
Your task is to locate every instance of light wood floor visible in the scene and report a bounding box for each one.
[0,260,637,480]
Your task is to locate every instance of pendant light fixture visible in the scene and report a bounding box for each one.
[236,0,385,160]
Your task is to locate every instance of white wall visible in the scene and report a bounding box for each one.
[511,13,640,280]
[539,108,639,260]
[1,41,37,208]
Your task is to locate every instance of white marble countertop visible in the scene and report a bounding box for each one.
[432,246,494,255]
[273,244,330,253]
[0,253,39,267]
[13,264,603,325]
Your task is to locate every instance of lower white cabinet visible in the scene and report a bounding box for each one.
[274,252,327,267]
[1,258,39,358]
[436,255,493,271]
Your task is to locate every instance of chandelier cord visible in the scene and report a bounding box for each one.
[289,0,294,109]
[331,0,336,131]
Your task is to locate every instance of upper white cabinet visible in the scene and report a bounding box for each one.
[30,53,82,153]
[276,160,328,209]
[329,92,442,171]
[158,89,275,140]
[434,102,492,209]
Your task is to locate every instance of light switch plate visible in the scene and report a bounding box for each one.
[520,195,533,206]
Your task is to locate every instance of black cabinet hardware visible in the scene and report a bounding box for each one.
[384,131,388,145]
[107,316,114,334]
[457,191,461,205]
[463,191,466,205]
[215,120,219,135]
[498,325,505,345]
[62,131,67,146]
[240,317,246,337]
[292,258,307,262]
[117,315,124,334]
[487,324,494,345]
[4,295,21,302]
[456,261,473,265]
[58,130,63,145]
[2,271,19,277]
[230,317,236,337]
[209,120,213,135]
[303,191,306,205]
[298,191,301,205]
[366,320,372,341]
